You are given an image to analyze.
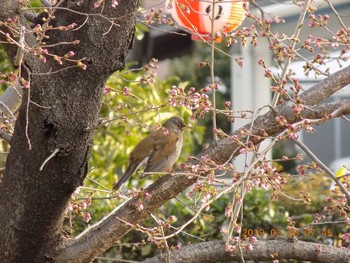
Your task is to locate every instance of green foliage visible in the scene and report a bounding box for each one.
[68,65,206,235]
[0,44,13,91]
[135,22,149,41]
[89,68,204,191]
[0,45,12,74]
[0,45,12,168]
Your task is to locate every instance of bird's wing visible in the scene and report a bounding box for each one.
[143,129,179,173]
[151,129,179,156]
[113,134,155,190]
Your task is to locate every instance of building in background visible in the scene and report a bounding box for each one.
[130,0,350,171]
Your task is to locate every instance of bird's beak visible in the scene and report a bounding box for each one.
[183,124,192,130]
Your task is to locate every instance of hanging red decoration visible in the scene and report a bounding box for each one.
[168,0,247,42]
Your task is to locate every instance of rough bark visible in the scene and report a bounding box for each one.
[300,63,350,106]
[0,1,140,262]
[143,240,350,263]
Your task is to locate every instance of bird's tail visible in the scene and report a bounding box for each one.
[113,163,137,190]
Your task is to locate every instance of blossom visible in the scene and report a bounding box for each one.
[83,212,92,223]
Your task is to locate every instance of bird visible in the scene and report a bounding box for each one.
[113,116,188,190]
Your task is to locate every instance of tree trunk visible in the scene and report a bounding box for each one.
[0,1,140,262]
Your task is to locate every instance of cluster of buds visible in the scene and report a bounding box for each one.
[313,212,326,223]
[168,86,212,120]
[299,190,311,204]
[0,72,17,87]
[31,39,83,68]
[66,188,93,223]
[333,28,350,49]
[342,233,350,243]
[0,72,30,89]
[231,26,257,48]
[144,8,174,26]
[186,181,217,211]
[270,38,296,61]
[257,161,286,191]
[147,236,167,250]
[139,58,158,85]
[33,46,49,63]
[309,14,329,27]
[302,34,343,54]
[296,161,322,175]
[232,9,285,49]
[301,119,315,133]
[324,195,348,217]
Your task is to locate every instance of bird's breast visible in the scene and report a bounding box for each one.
[172,133,183,160]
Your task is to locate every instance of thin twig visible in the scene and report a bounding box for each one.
[86,176,113,192]
[78,187,111,193]
[293,139,350,202]
[150,214,170,263]
[23,66,32,150]
[13,26,26,67]
[153,182,239,241]
[210,0,217,141]
[325,0,347,29]
[39,148,59,171]
[271,0,312,107]
[342,115,350,122]
[0,101,16,120]
[227,0,313,245]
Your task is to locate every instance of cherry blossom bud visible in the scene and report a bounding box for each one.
[83,212,92,223]
[326,196,334,203]
[249,236,258,242]
[77,61,87,70]
[225,244,236,252]
[342,233,350,242]
[53,55,63,65]
[94,1,101,8]
[123,86,130,96]
[257,58,266,68]
[103,86,111,94]
[67,23,77,29]
[111,0,118,8]
[245,244,254,251]
[64,51,75,58]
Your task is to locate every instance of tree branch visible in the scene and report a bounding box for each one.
[0,84,23,119]
[300,64,350,106]
[57,68,350,262]
[142,240,350,263]
[293,138,350,201]
[0,128,12,143]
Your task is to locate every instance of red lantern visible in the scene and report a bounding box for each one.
[168,0,247,42]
